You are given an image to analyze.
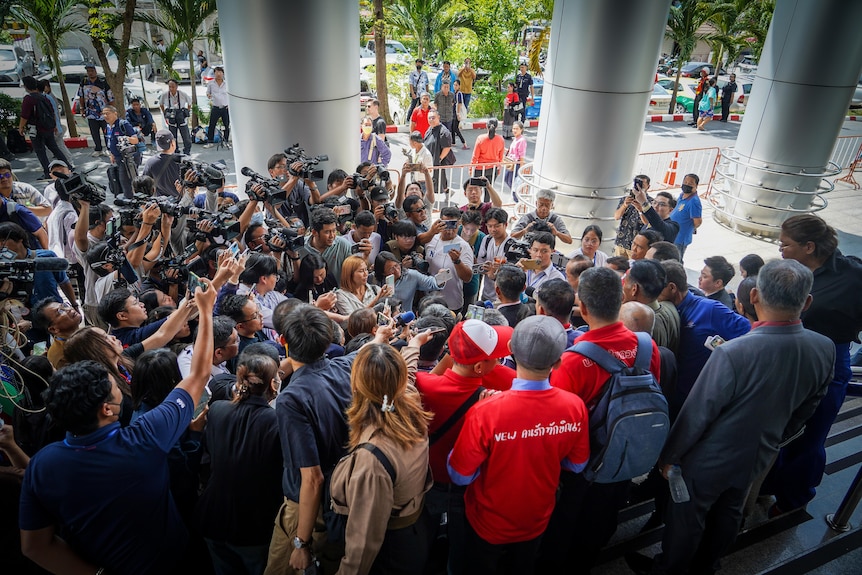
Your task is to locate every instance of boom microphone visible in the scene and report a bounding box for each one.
[32,258,71,272]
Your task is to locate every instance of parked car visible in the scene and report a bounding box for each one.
[173,50,201,83]
[58,47,92,67]
[851,77,862,109]
[106,47,153,82]
[656,76,722,114]
[0,44,36,86]
[679,61,723,78]
[716,76,753,113]
[525,78,543,119]
[647,83,673,114]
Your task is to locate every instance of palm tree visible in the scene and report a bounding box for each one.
[11,0,86,137]
[664,0,717,114]
[372,0,393,124]
[704,0,756,71]
[138,0,217,128]
[85,0,138,111]
[386,0,471,61]
[737,0,775,60]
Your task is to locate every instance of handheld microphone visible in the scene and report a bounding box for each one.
[395,311,416,327]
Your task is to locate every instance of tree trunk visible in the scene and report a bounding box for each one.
[49,44,78,138]
[188,47,199,129]
[373,0,391,124]
[668,67,684,115]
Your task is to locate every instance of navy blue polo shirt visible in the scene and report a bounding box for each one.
[275,352,356,501]
[19,388,195,574]
[112,317,167,347]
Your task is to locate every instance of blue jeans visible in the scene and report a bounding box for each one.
[462,93,472,109]
[674,242,689,262]
[206,539,269,575]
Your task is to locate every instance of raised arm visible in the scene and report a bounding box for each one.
[176,281,216,405]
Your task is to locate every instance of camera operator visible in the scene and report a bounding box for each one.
[345,210,382,267]
[142,130,182,198]
[0,160,49,249]
[317,169,353,203]
[0,222,77,324]
[73,201,114,328]
[266,153,322,228]
[102,105,141,199]
[158,79,192,155]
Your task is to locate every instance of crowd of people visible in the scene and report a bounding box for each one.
[2,91,862,575]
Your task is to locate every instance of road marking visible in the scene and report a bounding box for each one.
[644,129,732,136]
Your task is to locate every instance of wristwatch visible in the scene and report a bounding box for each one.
[293,536,311,550]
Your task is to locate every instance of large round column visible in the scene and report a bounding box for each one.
[530,0,672,243]
[712,0,862,237]
[216,0,358,184]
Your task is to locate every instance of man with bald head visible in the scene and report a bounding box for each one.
[620,301,655,335]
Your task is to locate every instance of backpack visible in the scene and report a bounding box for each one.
[324,442,396,544]
[29,93,56,132]
[569,331,669,484]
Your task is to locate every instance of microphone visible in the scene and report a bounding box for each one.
[395,311,415,327]
[32,258,71,272]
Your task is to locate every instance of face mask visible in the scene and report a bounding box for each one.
[250,211,265,226]
[681,184,694,195]
[416,65,422,71]
[362,126,373,136]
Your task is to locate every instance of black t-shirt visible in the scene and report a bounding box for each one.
[516,72,533,100]
[424,124,455,166]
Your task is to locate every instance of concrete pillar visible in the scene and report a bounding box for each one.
[215,0,358,184]
[529,0,672,245]
[713,0,862,237]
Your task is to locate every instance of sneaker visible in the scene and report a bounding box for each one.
[462,144,469,149]
[91,150,102,157]
[203,143,214,149]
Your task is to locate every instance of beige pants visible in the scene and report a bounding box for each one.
[263,498,343,575]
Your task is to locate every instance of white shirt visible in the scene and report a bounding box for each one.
[177,343,229,382]
[477,233,510,301]
[206,79,229,108]
[526,262,565,290]
[426,234,474,312]
[567,247,609,268]
[46,199,77,260]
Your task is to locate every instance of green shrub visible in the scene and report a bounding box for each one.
[0,93,22,135]
[470,85,503,119]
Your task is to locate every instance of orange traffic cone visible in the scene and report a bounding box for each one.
[663,152,679,187]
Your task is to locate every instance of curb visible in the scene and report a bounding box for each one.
[384,115,862,132]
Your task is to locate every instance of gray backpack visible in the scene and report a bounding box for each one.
[569,331,669,484]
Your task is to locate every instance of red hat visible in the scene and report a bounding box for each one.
[448,319,513,364]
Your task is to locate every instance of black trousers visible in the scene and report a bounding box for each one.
[31,130,72,176]
[207,106,230,143]
[464,517,542,575]
[691,94,702,123]
[720,99,731,121]
[406,97,420,126]
[87,117,107,150]
[653,476,747,575]
[537,471,630,574]
[370,508,434,575]
[168,122,193,154]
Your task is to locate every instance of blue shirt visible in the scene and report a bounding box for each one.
[669,192,702,246]
[435,69,458,93]
[0,197,42,235]
[19,388,195,575]
[675,292,750,409]
[31,248,69,304]
[394,267,441,309]
[106,118,139,162]
[275,353,357,501]
[112,317,167,347]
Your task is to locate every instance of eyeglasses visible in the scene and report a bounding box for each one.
[240,311,262,323]
[0,173,12,180]
[56,302,76,315]
[581,237,600,245]
[408,206,426,212]
[652,201,670,207]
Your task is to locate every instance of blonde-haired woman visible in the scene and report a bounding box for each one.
[335,255,394,316]
[331,331,434,575]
